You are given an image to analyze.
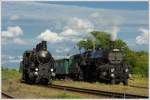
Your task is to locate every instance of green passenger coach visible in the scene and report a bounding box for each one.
[55,59,69,79]
[55,54,81,80]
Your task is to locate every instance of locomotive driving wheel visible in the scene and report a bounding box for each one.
[78,70,84,81]
[27,76,35,84]
[123,79,128,85]
[110,79,116,84]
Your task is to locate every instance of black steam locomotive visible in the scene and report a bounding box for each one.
[19,41,55,84]
[55,42,131,85]
[96,47,131,85]
[78,46,131,85]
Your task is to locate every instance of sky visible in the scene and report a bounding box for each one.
[1,1,149,69]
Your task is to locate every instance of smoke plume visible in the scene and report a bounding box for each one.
[111,26,120,41]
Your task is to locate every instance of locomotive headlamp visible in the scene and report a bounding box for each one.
[111,73,115,77]
[111,68,115,72]
[51,68,54,72]
[35,68,38,71]
[125,68,128,72]
[34,72,38,76]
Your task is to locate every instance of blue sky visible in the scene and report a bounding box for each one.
[1,1,149,69]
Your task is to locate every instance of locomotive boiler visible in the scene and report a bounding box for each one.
[19,41,55,84]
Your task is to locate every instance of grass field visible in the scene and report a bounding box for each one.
[1,69,105,98]
[2,68,149,98]
[2,79,106,99]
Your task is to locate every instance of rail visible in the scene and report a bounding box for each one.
[2,92,15,99]
[49,84,148,98]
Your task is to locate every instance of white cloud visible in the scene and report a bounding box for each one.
[37,17,94,44]
[57,48,70,53]
[9,15,20,21]
[60,17,95,42]
[136,28,149,45]
[2,26,23,38]
[61,28,78,37]
[8,56,14,60]
[65,17,94,33]
[91,12,99,18]
[37,29,63,43]
[8,59,21,63]
[13,38,30,45]
[7,56,22,63]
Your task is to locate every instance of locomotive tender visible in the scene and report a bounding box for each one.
[20,41,55,84]
[55,42,131,85]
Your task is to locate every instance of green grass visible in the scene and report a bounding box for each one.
[2,79,100,98]
[54,92,81,98]
[2,68,21,80]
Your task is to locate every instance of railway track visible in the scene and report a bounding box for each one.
[129,85,148,89]
[2,92,15,99]
[48,84,148,98]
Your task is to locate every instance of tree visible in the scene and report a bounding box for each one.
[77,39,93,51]
[113,39,128,49]
[91,31,111,49]
[77,31,128,50]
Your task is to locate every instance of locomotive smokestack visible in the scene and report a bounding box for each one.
[42,41,47,50]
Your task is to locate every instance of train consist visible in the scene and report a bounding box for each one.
[20,40,131,85]
[55,42,131,85]
[19,41,55,84]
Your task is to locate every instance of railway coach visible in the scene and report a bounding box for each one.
[55,54,82,80]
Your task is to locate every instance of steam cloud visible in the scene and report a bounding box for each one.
[111,26,120,41]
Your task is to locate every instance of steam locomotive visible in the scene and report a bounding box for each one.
[19,41,55,84]
[96,47,131,85]
[55,42,131,85]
